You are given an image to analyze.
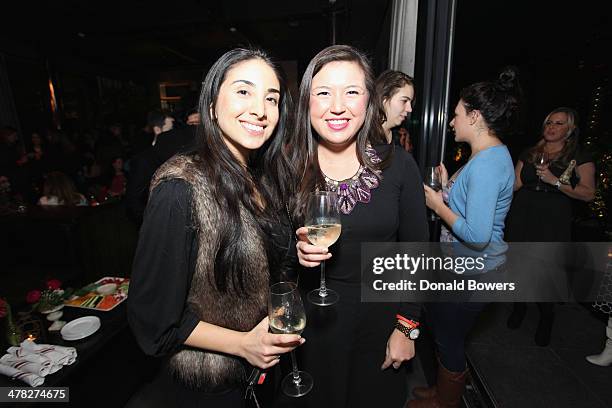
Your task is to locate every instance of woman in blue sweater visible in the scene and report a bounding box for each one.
[408,68,521,408]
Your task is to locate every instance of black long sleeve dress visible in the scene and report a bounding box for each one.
[291,147,429,408]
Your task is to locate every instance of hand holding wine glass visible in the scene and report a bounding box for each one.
[269,281,313,397]
[304,191,342,306]
[239,316,303,370]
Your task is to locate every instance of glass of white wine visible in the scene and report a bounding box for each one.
[305,191,341,306]
[535,151,549,191]
[269,281,312,397]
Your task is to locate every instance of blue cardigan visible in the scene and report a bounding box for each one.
[449,145,514,247]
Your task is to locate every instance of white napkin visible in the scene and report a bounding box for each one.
[0,353,54,376]
[11,341,77,365]
[0,341,78,386]
[0,364,45,387]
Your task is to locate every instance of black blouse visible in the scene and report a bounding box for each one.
[127,179,200,357]
[128,178,296,357]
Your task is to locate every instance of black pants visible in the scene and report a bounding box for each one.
[424,302,487,372]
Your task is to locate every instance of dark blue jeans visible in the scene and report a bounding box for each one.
[424,302,487,372]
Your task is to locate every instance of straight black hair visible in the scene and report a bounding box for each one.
[194,47,294,294]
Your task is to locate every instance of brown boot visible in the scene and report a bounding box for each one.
[406,363,468,408]
[411,384,436,399]
[411,352,440,399]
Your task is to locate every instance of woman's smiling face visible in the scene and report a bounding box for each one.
[309,60,368,148]
[214,58,281,163]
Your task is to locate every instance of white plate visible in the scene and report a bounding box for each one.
[60,316,101,341]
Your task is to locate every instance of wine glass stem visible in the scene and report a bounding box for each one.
[290,350,302,385]
[319,260,328,297]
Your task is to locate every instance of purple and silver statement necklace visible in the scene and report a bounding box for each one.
[323,145,382,215]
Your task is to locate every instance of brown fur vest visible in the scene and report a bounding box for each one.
[151,155,269,391]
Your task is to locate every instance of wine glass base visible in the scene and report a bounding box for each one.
[307,288,339,306]
[282,371,313,397]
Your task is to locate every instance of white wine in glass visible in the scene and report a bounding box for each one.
[269,281,312,398]
[269,315,306,335]
[535,151,549,191]
[305,191,341,306]
[306,223,341,249]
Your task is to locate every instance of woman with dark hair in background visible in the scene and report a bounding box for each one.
[505,107,596,346]
[292,45,428,408]
[37,171,87,206]
[376,70,415,147]
[108,156,126,197]
[412,68,521,408]
[128,48,301,407]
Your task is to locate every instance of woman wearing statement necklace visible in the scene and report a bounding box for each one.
[290,45,428,408]
[412,68,520,408]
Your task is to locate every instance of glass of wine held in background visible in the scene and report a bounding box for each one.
[269,281,312,397]
[305,191,342,306]
[424,166,442,221]
[535,151,549,191]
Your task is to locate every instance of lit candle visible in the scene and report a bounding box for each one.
[26,334,36,342]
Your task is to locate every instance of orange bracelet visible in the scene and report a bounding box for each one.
[396,314,420,328]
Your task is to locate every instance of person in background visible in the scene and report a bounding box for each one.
[38,171,87,206]
[126,108,197,225]
[397,126,413,153]
[505,107,595,346]
[291,45,428,408]
[0,127,21,175]
[376,70,415,146]
[0,127,32,201]
[108,156,126,197]
[127,48,299,407]
[148,110,175,146]
[27,132,45,161]
[185,108,201,126]
[413,68,521,408]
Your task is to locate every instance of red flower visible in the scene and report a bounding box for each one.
[46,279,62,290]
[26,290,41,304]
[0,298,7,318]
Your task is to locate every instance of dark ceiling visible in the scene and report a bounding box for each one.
[1,0,392,74]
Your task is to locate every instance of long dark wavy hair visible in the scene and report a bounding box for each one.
[194,48,293,294]
[288,45,389,221]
